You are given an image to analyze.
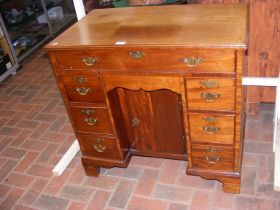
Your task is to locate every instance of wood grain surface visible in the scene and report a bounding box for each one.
[45,4,248,49]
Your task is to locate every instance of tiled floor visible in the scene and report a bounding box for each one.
[0,51,280,210]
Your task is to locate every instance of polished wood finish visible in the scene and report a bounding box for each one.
[191,144,234,171]
[186,78,236,111]
[59,75,105,104]
[70,106,113,134]
[45,4,248,193]
[50,48,236,72]
[78,134,123,160]
[45,5,247,49]
[189,113,235,144]
[113,88,185,159]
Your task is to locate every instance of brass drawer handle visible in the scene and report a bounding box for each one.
[202,116,217,123]
[74,77,87,84]
[82,57,97,66]
[81,109,95,115]
[76,87,91,96]
[201,93,220,101]
[182,57,203,67]
[93,144,106,153]
[200,80,219,88]
[206,146,218,153]
[84,117,98,125]
[129,51,144,59]
[131,117,141,127]
[205,156,220,163]
[203,126,220,134]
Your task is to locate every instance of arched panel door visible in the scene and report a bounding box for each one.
[108,88,186,160]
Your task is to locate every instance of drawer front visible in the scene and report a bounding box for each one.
[78,134,122,160]
[51,49,235,72]
[70,106,113,134]
[186,78,235,111]
[189,113,235,144]
[60,75,105,103]
[191,144,234,171]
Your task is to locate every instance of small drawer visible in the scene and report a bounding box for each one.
[191,144,234,171]
[70,106,113,134]
[189,113,235,144]
[60,75,105,103]
[50,48,235,72]
[186,78,235,111]
[78,134,122,160]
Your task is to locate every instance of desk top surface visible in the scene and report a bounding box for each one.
[45,4,248,50]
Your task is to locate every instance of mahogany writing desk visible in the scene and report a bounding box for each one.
[45,4,248,193]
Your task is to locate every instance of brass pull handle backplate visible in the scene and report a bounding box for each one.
[93,144,106,153]
[201,93,220,101]
[206,146,218,153]
[129,51,144,59]
[82,57,97,66]
[131,117,141,127]
[203,126,220,134]
[81,109,95,115]
[74,77,87,84]
[202,116,217,123]
[200,80,219,88]
[205,156,220,163]
[182,57,203,67]
[84,117,98,125]
[76,87,91,96]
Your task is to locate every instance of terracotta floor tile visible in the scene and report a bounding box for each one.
[59,184,94,202]
[128,196,169,210]
[87,190,112,210]
[34,193,69,210]
[109,180,136,209]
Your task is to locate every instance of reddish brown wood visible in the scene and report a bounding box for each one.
[191,144,234,171]
[70,106,113,134]
[188,113,235,144]
[49,48,236,73]
[117,88,185,158]
[77,134,123,160]
[45,4,248,194]
[186,78,236,111]
[59,75,105,104]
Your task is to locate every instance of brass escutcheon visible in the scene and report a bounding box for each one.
[81,109,95,115]
[82,57,97,66]
[205,156,220,163]
[201,92,220,101]
[76,87,91,96]
[202,116,217,123]
[84,117,98,126]
[202,126,220,134]
[182,57,203,67]
[199,80,219,88]
[74,77,87,84]
[131,117,141,127]
[95,137,104,143]
[206,146,218,153]
[129,51,144,59]
[93,144,106,153]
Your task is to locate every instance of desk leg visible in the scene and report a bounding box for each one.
[81,158,100,177]
[218,177,240,194]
